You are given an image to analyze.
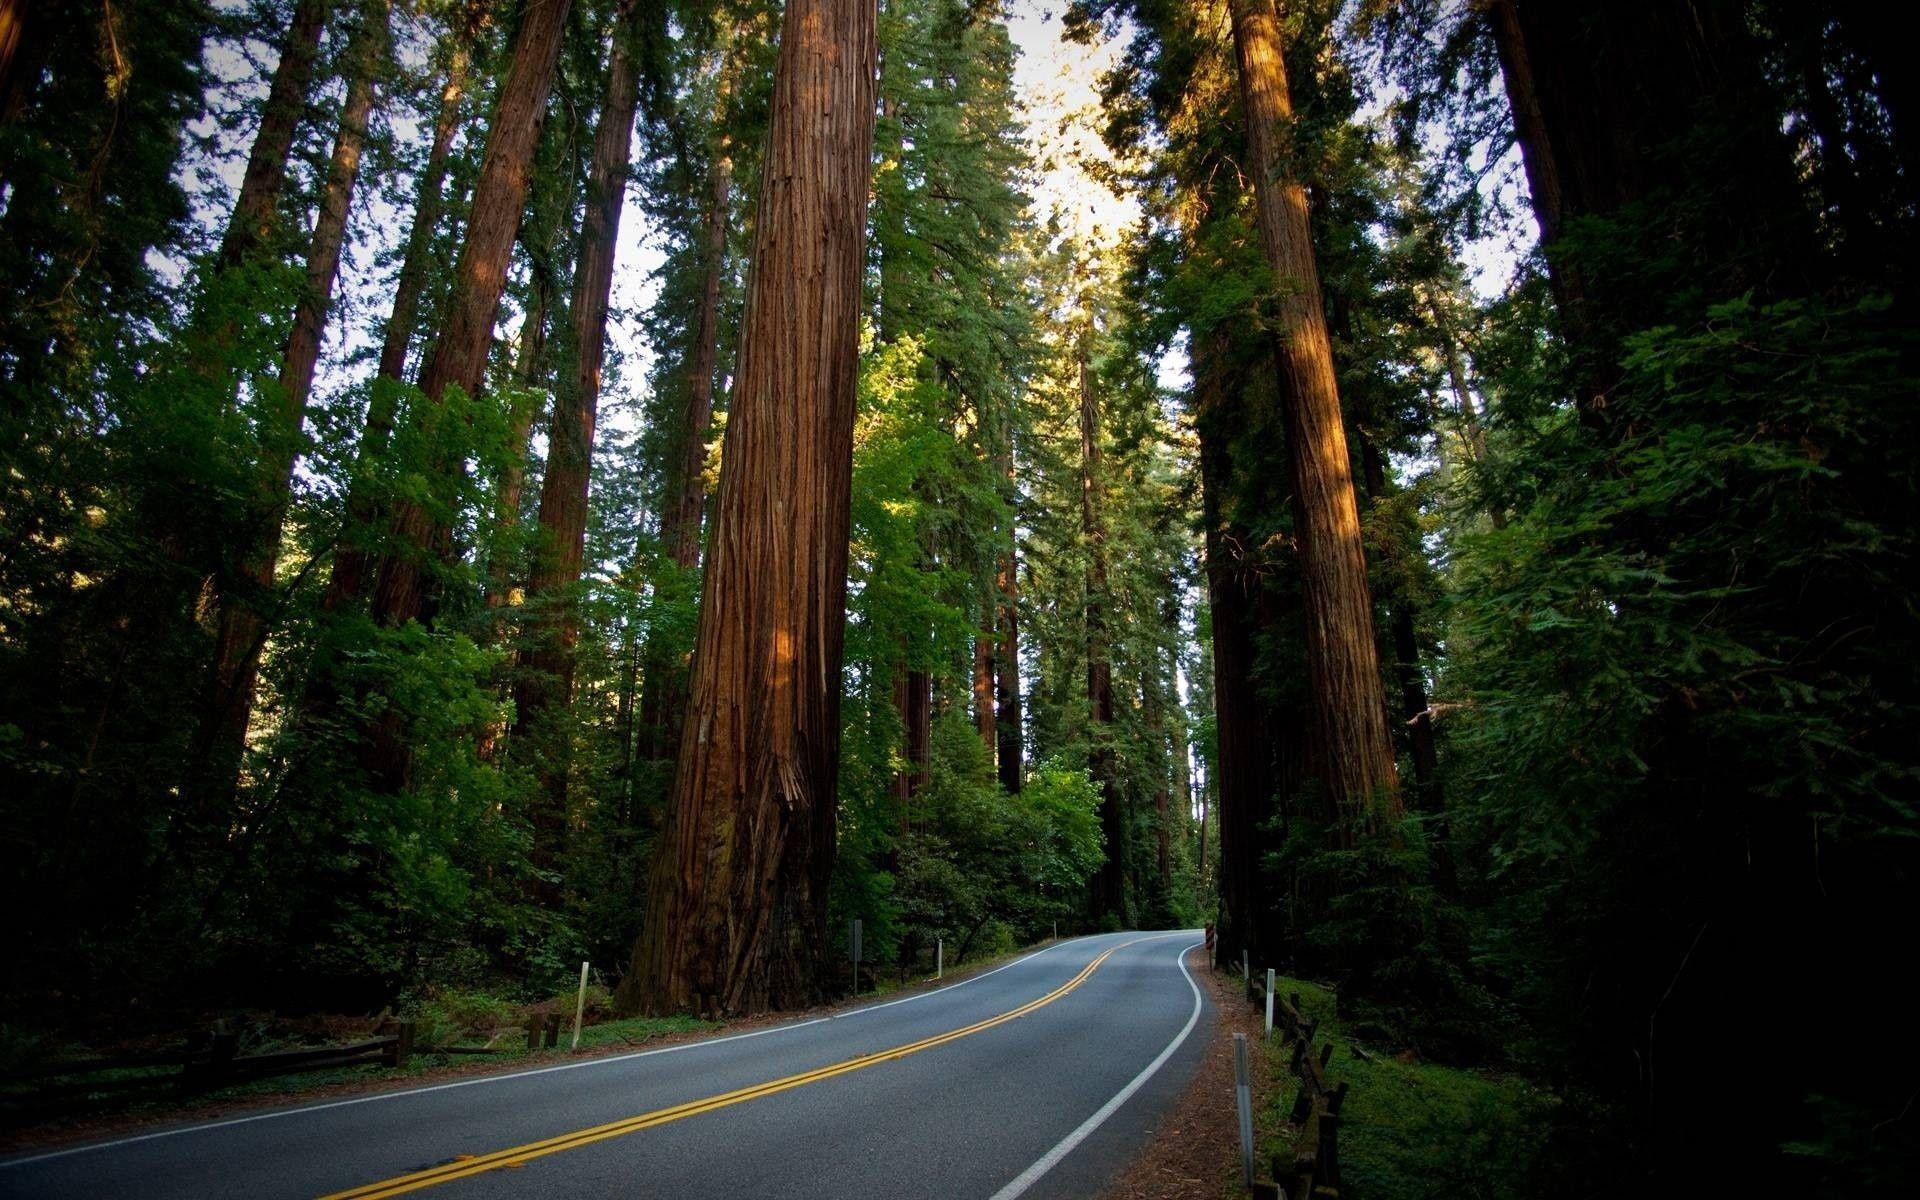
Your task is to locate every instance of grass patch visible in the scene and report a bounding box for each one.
[1266,976,1555,1200]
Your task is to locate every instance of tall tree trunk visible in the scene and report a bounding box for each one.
[1357,434,1438,794]
[1481,0,1815,411]
[640,52,734,764]
[325,7,479,614]
[895,668,930,797]
[620,0,877,1018]
[0,0,28,114]
[1080,339,1125,922]
[1155,614,1183,891]
[659,134,731,570]
[1145,645,1171,891]
[1194,330,1291,968]
[994,436,1022,793]
[511,0,647,899]
[1194,779,1208,889]
[973,633,995,754]
[1228,0,1400,832]
[483,294,553,611]
[364,0,571,632]
[217,0,328,269]
[356,0,573,792]
[192,0,388,811]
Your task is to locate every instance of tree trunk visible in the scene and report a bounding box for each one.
[619,0,877,1018]
[485,298,550,606]
[1080,339,1125,923]
[217,0,328,269]
[0,0,27,113]
[660,132,731,570]
[1194,329,1291,968]
[973,633,995,754]
[1358,434,1438,794]
[1154,616,1183,891]
[325,6,478,615]
[357,0,573,791]
[640,53,735,765]
[886,662,930,806]
[1228,0,1400,833]
[192,0,388,811]
[364,0,571,633]
[1481,0,1815,407]
[512,1,647,897]
[995,434,1022,793]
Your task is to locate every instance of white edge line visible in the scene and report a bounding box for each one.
[0,933,1108,1169]
[987,938,1208,1200]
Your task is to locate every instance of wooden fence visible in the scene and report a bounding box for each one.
[2,1014,572,1121]
[1242,969,1347,1199]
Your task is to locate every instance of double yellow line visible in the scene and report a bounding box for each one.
[324,939,1139,1199]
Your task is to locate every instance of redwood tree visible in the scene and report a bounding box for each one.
[1227,0,1399,828]
[513,0,649,883]
[355,0,573,791]
[620,0,877,1017]
[1079,337,1125,921]
[364,0,572,634]
[194,0,389,810]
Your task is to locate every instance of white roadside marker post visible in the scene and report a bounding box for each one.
[1265,968,1276,1038]
[571,961,589,1050]
[1234,1032,1254,1189]
[936,938,943,980]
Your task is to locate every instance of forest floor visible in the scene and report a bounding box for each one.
[0,938,1060,1156]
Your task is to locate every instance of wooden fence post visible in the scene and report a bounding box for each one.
[384,1020,414,1068]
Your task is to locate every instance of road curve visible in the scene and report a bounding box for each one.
[1,931,1212,1199]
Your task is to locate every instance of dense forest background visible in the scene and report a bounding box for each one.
[2,0,1915,1192]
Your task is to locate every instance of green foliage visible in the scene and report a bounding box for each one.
[1270,976,1555,1200]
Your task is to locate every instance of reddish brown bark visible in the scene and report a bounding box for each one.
[365,0,571,633]
[973,633,995,752]
[888,667,931,805]
[1229,0,1400,831]
[1080,340,1125,922]
[355,0,571,791]
[325,7,478,614]
[640,75,735,765]
[511,1,647,880]
[217,0,328,269]
[0,0,26,108]
[194,0,388,808]
[660,133,731,571]
[620,0,877,1017]
[482,287,553,613]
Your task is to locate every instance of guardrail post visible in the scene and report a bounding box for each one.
[1234,1033,1254,1190]
[572,961,589,1051]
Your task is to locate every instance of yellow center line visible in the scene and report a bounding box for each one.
[321,937,1154,1200]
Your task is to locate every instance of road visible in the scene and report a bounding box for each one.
[1,931,1211,1199]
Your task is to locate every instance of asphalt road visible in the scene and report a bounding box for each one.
[1,931,1211,1199]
